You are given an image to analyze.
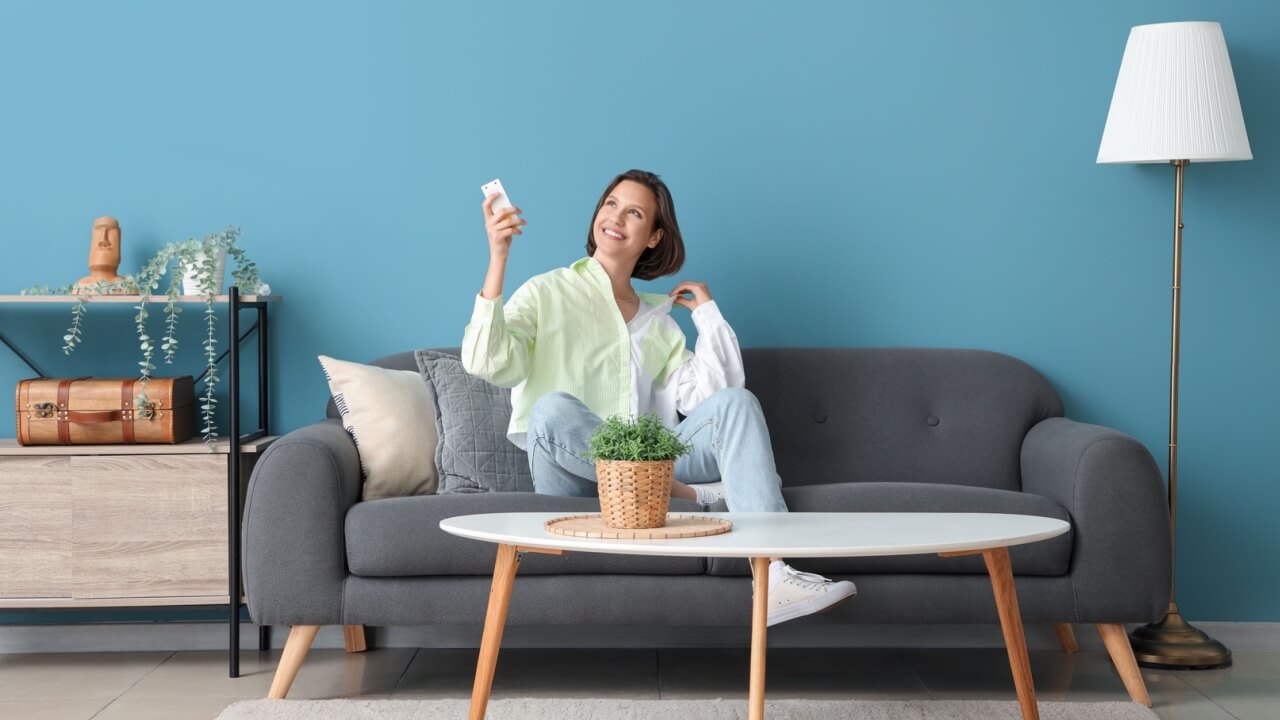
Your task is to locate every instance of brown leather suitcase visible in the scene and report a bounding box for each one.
[15,376,196,445]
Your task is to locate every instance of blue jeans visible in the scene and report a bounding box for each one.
[525,388,788,512]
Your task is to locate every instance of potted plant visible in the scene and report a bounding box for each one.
[22,226,266,443]
[585,414,693,529]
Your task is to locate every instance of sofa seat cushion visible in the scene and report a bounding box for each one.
[706,482,1073,577]
[345,492,707,577]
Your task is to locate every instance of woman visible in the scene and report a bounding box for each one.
[462,170,856,626]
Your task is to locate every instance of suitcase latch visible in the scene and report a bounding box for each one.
[32,402,56,419]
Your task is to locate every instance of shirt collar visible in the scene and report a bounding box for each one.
[572,256,613,302]
[572,257,673,312]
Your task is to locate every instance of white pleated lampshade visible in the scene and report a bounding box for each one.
[1097,21,1252,164]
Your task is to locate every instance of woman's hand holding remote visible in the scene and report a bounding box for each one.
[480,192,527,300]
[483,192,525,258]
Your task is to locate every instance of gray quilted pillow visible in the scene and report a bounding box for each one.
[414,349,533,494]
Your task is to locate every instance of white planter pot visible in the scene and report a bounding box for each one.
[181,248,227,295]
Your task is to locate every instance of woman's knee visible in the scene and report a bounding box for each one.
[529,390,585,429]
[706,387,761,414]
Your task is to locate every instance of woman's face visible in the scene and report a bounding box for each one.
[592,179,662,263]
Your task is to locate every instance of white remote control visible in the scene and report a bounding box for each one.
[481,178,516,218]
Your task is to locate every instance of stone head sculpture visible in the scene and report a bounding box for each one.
[76,216,126,290]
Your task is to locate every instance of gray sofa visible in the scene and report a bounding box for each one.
[244,347,1169,701]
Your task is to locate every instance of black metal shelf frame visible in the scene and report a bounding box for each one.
[227,286,269,678]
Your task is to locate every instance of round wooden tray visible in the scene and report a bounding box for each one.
[544,513,733,540]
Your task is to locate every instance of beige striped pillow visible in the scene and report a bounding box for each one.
[318,355,439,499]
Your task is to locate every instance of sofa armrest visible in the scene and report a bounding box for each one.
[1021,417,1171,623]
[243,419,362,625]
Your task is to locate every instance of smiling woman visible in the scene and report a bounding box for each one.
[460,168,858,628]
[585,170,686,284]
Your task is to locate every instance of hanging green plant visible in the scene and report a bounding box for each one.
[22,226,266,443]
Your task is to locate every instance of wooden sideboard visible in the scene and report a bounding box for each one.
[0,437,274,608]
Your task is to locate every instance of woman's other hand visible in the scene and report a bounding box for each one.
[669,280,713,311]
[483,192,526,258]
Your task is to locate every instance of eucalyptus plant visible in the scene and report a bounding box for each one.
[585,414,693,463]
[22,226,264,443]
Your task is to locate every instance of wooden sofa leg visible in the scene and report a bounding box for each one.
[1053,623,1079,653]
[268,625,320,699]
[1097,624,1152,707]
[343,624,368,653]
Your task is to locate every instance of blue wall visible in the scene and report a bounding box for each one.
[1,1,1276,622]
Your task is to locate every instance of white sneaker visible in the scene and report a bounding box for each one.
[691,481,725,506]
[764,562,857,627]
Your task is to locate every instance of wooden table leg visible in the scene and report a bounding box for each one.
[983,547,1039,720]
[470,544,520,720]
[749,556,770,720]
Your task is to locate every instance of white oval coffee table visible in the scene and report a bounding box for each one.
[440,511,1070,720]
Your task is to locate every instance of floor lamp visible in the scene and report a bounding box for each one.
[1097,21,1251,669]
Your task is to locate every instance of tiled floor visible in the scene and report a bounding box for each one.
[0,646,1273,719]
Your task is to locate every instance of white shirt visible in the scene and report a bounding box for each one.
[629,295,745,425]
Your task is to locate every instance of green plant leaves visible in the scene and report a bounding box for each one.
[585,414,693,462]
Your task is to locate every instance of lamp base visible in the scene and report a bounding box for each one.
[1130,603,1232,669]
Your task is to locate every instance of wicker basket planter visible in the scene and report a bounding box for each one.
[596,459,674,529]
[587,414,691,530]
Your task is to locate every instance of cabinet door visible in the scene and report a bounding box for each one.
[0,457,72,598]
[71,455,227,599]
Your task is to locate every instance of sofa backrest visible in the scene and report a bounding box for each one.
[742,348,1062,492]
[332,347,1063,493]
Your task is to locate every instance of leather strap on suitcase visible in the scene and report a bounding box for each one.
[55,377,89,445]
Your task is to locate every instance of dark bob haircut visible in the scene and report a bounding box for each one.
[585,169,685,280]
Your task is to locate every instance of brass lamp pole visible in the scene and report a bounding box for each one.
[1097,22,1250,670]
[1125,160,1232,669]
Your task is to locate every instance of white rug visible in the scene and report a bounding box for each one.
[216,698,1159,719]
